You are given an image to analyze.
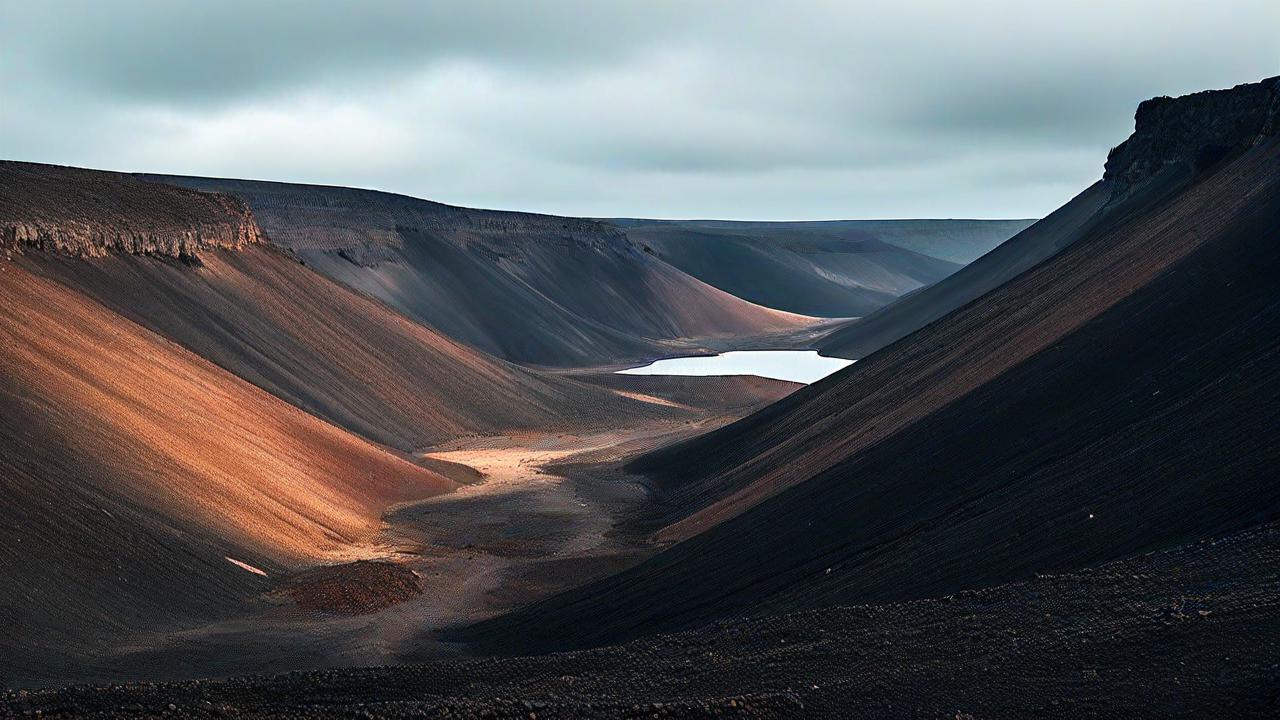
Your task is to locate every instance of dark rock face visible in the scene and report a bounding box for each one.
[1104,76,1280,196]
[819,75,1280,360]
[0,162,264,258]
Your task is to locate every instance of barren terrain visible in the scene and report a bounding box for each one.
[8,519,1277,718]
[2,76,1277,720]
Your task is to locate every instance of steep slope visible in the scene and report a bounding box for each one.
[0,162,811,686]
[4,161,710,452]
[464,76,1280,651]
[611,219,1029,316]
[0,259,456,682]
[136,176,813,367]
[818,77,1280,359]
[17,246,699,452]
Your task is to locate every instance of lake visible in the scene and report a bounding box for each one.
[617,350,854,384]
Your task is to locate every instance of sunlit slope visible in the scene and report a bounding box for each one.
[0,262,456,676]
[20,245,692,451]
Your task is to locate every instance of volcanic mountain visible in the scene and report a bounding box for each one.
[0,162,801,684]
[463,76,1280,652]
[134,175,819,367]
[0,165,460,680]
[609,218,1031,317]
[5,76,1279,717]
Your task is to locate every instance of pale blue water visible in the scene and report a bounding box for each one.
[617,350,854,384]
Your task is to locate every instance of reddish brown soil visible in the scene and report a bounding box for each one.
[6,79,1276,720]
[0,158,801,684]
[281,561,423,616]
[0,256,460,684]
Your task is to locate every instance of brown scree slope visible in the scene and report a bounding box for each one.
[4,162,714,453]
[0,258,456,680]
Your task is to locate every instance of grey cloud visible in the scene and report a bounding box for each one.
[1,1,1276,219]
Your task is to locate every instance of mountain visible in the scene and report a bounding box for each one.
[606,218,1031,317]
[817,78,1280,359]
[0,161,780,684]
[135,176,814,367]
[0,164,463,679]
[462,76,1280,652]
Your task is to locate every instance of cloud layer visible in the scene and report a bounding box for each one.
[2,1,1276,219]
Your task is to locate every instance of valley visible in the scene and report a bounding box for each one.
[2,71,1278,719]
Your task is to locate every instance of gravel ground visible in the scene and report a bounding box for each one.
[6,521,1277,719]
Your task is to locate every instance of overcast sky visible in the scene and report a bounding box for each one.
[1,1,1276,219]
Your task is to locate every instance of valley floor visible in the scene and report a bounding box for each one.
[19,402,772,688]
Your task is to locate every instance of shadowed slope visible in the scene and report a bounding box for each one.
[817,181,1113,357]
[819,76,1280,359]
[137,176,813,367]
[0,162,810,687]
[463,77,1280,652]
[611,219,1030,316]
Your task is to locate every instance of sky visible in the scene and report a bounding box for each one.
[1,1,1276,220]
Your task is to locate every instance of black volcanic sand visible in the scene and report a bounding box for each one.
[16,245,703,451]
[816,179,1113,359]
[819,76,1280,360]
[6,520,1278,719]
[1,158,807,687]
[464,93,1280,653]
[5,79,1279,717]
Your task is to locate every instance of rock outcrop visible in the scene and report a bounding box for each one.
[1,161,263,258]
[1104,75,1280,196]
[818,75,1280,360]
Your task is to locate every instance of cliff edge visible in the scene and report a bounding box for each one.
[1,161,263,259]
[1104,75,1280,196]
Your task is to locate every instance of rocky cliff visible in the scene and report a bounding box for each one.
[1,162,263,259]
[1104,75,1280,196]
[819,75,1280,360]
